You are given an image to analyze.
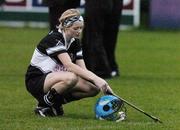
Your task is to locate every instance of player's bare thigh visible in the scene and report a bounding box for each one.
[72,77,100,93]
[43,71,78,93]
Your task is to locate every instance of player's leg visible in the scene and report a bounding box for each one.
[43,71,78,106]
[81,0,111,78]
[103,0,123,77]
[35,71,78,117]
[61,77,100,103]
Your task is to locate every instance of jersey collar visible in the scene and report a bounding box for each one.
[58,29,75,50]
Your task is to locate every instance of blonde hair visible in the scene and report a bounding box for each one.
[58,9,81,30]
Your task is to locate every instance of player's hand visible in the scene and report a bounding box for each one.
[93,77,114,95]
[104,84,114,95]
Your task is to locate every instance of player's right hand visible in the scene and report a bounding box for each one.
[93,77,114,95]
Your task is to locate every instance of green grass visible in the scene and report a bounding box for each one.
[0,27,180,130]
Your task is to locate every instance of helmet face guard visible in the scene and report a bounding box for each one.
[95,95,124,120]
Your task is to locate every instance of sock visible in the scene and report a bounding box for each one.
[43,88,58,106]
[62,93,80,104]
[55,94,66,104]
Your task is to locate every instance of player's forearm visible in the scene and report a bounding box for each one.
[65,62,97,83]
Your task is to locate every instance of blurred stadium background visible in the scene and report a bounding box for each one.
[0,0,140,28]
[1,0,180,29]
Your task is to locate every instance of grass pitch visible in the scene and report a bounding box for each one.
[0,27,180,130]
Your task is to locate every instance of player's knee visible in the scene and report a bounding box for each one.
[64,73,78,87]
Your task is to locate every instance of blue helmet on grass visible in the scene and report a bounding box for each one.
[95,95,123,121]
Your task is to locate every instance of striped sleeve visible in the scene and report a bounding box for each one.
[46,41,66,56]
[76,49,83,59]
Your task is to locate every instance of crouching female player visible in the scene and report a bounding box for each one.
[25,9,114,117]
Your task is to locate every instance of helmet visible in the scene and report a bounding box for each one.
[95,95,124,121]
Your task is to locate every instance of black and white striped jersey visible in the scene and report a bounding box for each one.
[25,29,83,80]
